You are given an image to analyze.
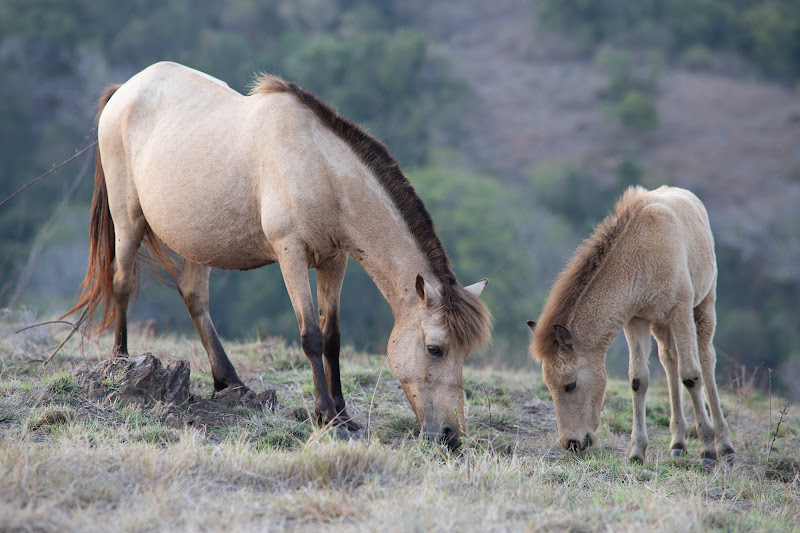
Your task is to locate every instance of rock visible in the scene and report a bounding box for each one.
[83,354,191,408]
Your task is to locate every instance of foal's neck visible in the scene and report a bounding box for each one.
[568,258,635,354]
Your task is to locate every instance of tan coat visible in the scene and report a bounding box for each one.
[529,186,734,464]
[67,62,491,448]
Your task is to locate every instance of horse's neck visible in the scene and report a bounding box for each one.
[338,177,438,317]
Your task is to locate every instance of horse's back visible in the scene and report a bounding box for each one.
[97,62,307,269]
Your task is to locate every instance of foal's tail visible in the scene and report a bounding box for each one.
[63,84,178,335]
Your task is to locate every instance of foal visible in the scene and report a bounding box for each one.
[529,186,734,464]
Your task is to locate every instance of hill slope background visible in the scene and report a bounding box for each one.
[1,0,798,396]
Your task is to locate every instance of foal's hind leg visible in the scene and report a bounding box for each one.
[624,317,652,463]
[316,251,360,432]
[651,323,689,457]
[669,305,717,464]
[177,260,245,392]
[694,290,735,462]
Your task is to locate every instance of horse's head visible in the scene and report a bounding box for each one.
[388,275,489,450]
[528,322,606,452]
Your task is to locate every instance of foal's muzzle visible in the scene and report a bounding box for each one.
[566,433,593,452]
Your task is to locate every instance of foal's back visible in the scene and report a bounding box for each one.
[631,186,716,309]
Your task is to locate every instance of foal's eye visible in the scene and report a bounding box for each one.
[426,345,444,357]
[564,382,577,393]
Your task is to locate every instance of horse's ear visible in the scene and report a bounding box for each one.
[553,324,574,351]
[415,274,441,308]
[465,278,488,297]
[526,320,536,332]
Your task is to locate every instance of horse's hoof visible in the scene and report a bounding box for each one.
[324,426,362,441]
[670,448,686,458]
[702,457,716,469]
[723,453,737,466]
[629,454,645,464]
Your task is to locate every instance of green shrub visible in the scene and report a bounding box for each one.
[618,90,658,131]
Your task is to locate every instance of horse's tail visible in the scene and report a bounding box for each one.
[63,84,179,335]
[61,84,121,334]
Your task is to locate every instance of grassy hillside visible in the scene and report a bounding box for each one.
[1,312,798,531]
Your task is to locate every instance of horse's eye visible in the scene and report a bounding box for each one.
[564,381,577,393]
[426,345,444,357]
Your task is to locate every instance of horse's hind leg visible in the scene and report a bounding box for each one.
[695,289,735,461]
[177,260,244,392]
[316,251,359,431]
[624,317,652,463]
[111,216,147,356]
[651,323,689,457]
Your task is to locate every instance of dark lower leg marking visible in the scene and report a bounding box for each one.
[682,378,696,388]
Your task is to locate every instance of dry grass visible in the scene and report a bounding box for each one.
[1,311,798,531]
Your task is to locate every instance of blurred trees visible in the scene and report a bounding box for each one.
[1,0,798,386]
[541,0,800,84]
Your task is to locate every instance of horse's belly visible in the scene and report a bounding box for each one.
[145,209,277,270]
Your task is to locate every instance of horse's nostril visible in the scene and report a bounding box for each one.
[441,425,461,450]
[585,433,593,447]
[566,439,581,452]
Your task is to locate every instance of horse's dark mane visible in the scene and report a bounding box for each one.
[532,186,651,361]
[251,74,491,348]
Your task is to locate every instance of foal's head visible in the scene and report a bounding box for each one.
[388,275,489,450]
[529,322,607,452]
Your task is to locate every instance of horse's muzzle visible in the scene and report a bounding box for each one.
[424,424,462,450]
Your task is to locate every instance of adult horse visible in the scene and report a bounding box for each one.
[67,61,491,449]
[528,186,734,464]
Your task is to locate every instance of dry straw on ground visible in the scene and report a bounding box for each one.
[1,311,798,531]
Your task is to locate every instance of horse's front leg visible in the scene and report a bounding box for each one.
[624,317,651,463]
[277,244,339,426]
[317,252,360,432]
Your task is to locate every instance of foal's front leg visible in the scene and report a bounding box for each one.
[624,318,652,463]
[670,307,717,464]
[652,323,689,457]
[277,244,339,426]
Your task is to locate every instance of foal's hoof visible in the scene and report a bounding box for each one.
[723,452,737,466]
[701,451,717,469]
[670,448,687,458]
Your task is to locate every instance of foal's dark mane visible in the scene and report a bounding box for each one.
[251,75,491,348]
[532,186,651,361]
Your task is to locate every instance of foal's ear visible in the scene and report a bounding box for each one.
[553,324,574,351]
[464,278,488,297]
[526,320,536,332]
[415,274,441,307]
